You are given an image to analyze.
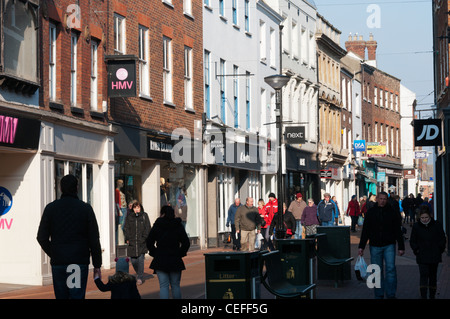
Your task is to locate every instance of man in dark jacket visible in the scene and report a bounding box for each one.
[37,174,102,299]
[358,191,405,299]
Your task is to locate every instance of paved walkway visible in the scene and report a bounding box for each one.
[1,226,449,300]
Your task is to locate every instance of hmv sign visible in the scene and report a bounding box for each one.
[413,119,442,147]
[106,56,137,98]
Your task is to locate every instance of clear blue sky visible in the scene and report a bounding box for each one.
[314,0,435,117]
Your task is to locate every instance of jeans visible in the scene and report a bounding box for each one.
[294,220,303,239]
[369,244,397,299]
[321,220,334,226]
[157,270,182,299]
[51,264,88,299]
[131,254,145,281]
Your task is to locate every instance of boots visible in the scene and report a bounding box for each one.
[429,286,437,299]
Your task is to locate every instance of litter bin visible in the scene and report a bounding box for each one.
[316,226,352,281]
[275,239,317,299]
[204,251,261,299]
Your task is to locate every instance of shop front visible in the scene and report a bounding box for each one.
[0,112,116,285]
[285,146,320,204]
[113,124,205,248]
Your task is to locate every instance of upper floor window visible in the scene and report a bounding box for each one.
[163,36,173,103]
[184,0,192,15]
[90,40,98,111]
[139,25,150,97]
[49,23,57,101]
[3,0,39,84]
[184,46,193,110]
[114,14,126,54]
[244,0,250,32]
[70,32,78,106]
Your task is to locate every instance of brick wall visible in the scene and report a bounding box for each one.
[39,0,108,124]
[107,0,204,135]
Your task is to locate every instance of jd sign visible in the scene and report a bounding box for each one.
[414,119,442,147]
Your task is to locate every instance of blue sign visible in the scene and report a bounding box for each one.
[0,187,13,217]
[377,172,386,183]
[354,140,366,152]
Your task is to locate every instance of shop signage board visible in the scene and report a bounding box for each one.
[106,55,137,98]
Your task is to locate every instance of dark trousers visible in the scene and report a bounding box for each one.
[230,224,241,250]
[350,215,359,231]
[418,263,439,299]
[51,264,89,299]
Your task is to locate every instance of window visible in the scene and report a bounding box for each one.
[309,32,315,67]
[163,36,173,103]
[70,32,78,106]
[3,0,39,84]
[246,71,251,130]
[374,86,378,106]
[301,28,307,63]
[204,50,211,118]
[219,0,224,17]
[184,46,193,110]
[233,65,239,128]
[55,160,95,205]
[292,21,299,59]
[114,14,126,54]
[184,0,192,15]
[49,23,57,101]
[90,40,98,111]
[232,0,238,25]
[269,28,276,67]
[244,0,250,32]
[220,59,226,122]
[260,21,266,62]
[139,25,150,97]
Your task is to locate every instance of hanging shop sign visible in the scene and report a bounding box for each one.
[413,119,442,147]
[285,126,306,144]
[106,55,137,98]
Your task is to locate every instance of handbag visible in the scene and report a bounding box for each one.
[354,256,368,281]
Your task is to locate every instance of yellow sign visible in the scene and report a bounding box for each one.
[366,142,386,157]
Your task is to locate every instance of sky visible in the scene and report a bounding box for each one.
[313,0,435,118]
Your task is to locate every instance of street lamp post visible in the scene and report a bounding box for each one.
[264,74,290,239]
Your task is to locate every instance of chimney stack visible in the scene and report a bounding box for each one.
[366,33,378,61]
[345,33,366,60]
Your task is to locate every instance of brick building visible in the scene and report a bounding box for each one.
[345,34,403,196]
[0,0,116,285]
[106,0,205,247]
[432,0,450,253]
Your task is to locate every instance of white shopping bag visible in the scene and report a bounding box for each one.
[354,255,368,281]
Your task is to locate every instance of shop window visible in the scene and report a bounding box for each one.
[1,0,39,94]
[160,163,199,238]
[55,160,94,206]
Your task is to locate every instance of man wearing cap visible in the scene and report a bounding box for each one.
[317,193,339,226]
[288,193,307,239]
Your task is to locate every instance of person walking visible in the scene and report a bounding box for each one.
[402,194,415,226]
[346,195,361,232]
[94,257,141,299]
[410,205,446,299]
[146,205,190,299]
[358,191,405,299]
[234,197,261,251]
[226,198,242,251]
[288,193,307,239]
[37,174,102,299]
[316,193,339,226]
[301,199,320,236]
[124,201,151,285]
[269,203,296,239]
[258,199,272,250]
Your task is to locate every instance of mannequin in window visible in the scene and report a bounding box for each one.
[160,178,169,207]
[176,182,187,229]
[115,179,127,245]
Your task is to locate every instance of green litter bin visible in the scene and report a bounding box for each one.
[204,251,261,299]
[275,239,317,299]
[316,226,352,281]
